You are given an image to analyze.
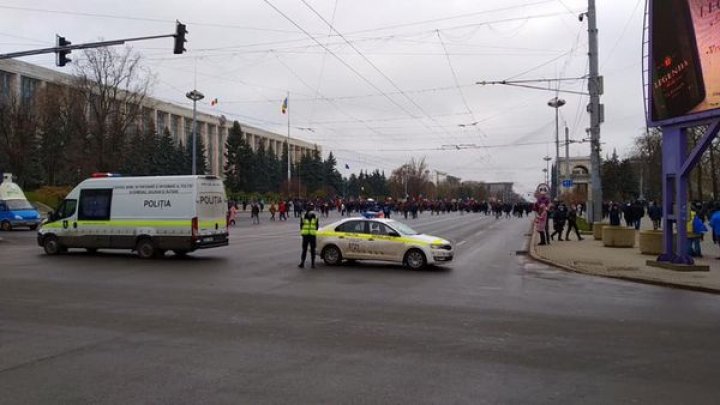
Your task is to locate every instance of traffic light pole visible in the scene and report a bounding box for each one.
[0,21,187,63]
[0,34,172,60]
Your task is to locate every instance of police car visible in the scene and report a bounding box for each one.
[317,217,454,270]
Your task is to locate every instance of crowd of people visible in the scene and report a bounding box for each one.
[533,202,585,245]
[226,197,542,225]
[534,198,720,259]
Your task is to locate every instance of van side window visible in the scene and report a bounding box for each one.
[0,202,6,212]
[78,189,112,221]
[55,199,77,220]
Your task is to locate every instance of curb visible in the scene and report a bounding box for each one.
[526,226,720,295]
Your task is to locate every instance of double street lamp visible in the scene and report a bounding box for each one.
[186,89,204,175]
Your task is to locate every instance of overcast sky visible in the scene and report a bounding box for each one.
[0,0,647,195]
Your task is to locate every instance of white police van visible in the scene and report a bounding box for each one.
[38,174,228,258]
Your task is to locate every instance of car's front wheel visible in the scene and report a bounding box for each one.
[322,245,342,265]
[404,248,427,270]
[43,235,63,255]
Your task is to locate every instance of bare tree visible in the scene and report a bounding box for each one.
[389,157,432,198]
[0,92,42,188]
[73,46,154,171]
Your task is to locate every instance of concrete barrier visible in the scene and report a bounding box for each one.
[638,230,677,255]
[593,222,607,240]
[602,226,636,248]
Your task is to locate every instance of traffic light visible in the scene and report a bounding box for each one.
[174,22,187,54]
[55,35,71,67]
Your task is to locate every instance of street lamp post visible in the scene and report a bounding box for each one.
[547,97,566,199]
[186,89,205,175]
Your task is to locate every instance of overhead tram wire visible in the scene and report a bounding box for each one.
[435,30,494,164]
[334,139,556,153]
[0,4,317,34]
[270,51,390,143]
[308,0,340,126]
[297,0,463,146]
[261,0,441,137]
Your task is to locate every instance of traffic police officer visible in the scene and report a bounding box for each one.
[299,203,319,268]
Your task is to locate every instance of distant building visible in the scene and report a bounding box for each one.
[0,59,319,177]
[556,156,592,201]
[485,182,515,202]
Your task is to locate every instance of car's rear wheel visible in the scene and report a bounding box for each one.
[43,235,63,255]
[322,245,342,265]
[29,224,38,231]
[136,238,156,259]
[1,221,11,231]
[404,249,427,270]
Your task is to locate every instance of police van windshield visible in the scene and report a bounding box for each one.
[6,199,34,210]
[389,221,418,236]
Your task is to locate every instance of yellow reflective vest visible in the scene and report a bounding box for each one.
[301,216,318,236]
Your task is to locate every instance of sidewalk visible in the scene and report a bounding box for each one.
[529,220,720,294]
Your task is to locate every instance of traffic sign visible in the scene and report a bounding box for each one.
[562,179,573,188]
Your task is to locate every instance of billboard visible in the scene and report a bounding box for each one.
[649,0,720,124]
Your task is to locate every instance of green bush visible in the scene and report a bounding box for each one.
[577,216,591,231]
[25,186,72,210]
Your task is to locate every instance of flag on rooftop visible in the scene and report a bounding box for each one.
[210,98,218,107]
[281,97,288,114]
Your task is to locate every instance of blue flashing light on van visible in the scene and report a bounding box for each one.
[0,173,42,231]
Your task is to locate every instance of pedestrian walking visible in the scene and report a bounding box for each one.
[609,203,621,226]
[251,202,260,225]
[648,201,662,230]
[688,206,707,258]
[708,205,720,259]
[228,203,238,226]
[298,203,319,269]
[550,203,567,241]
[269,203,277,221]
[279,200,287,221]
[565,204,584,241]
[535,204,549,245]
[631,200,644,230]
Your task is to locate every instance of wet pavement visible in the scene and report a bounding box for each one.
[1,212,719,403]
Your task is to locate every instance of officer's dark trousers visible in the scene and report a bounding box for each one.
[301,235,317,265]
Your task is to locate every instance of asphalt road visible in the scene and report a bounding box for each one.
[1,211,720,404]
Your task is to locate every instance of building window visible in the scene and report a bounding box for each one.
[20,76,39,102]
[156,110,167,135]
[170,115,179,143]
[184,119,192,145]
[142,108,153,135]
[0,70,12,102]
[208,125,216,172]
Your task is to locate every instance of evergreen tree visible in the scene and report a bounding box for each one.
[224,121,244,191]
[348,173,360,197]
[184,132,208,174]
[123,127,150,175]
[254,139,270,193]
[323,152,343,195]
[154,128,184,175]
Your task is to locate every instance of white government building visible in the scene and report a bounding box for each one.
[0,59,319,177]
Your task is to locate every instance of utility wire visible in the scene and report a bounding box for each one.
[298,0,461,145]
[262,0,428,125]
[309,0,340,126]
